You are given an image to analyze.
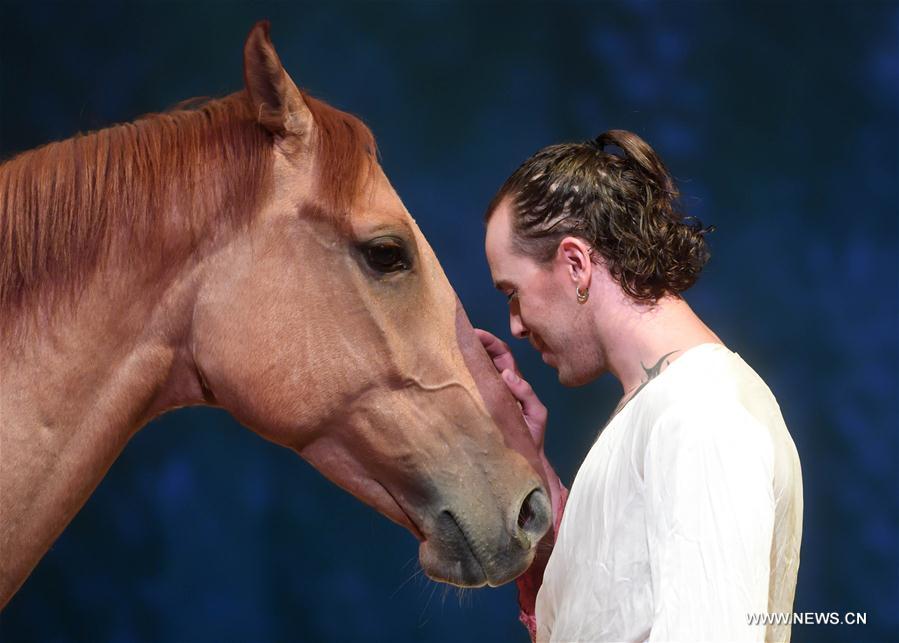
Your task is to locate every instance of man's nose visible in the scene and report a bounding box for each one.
[509,308,529,339]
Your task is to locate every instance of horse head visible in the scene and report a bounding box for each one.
[190,22,551,587]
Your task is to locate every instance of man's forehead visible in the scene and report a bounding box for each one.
[486,200,525,288]
[485,201,514,255]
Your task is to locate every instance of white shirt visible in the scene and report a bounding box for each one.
[536,343,803,643]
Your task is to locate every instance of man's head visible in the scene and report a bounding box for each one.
[484,129,712,386]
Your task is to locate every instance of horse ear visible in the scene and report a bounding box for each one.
[243,21,312,137]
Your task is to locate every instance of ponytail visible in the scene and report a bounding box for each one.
[594,129,676,198]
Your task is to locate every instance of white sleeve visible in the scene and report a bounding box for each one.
[644,401,775,642]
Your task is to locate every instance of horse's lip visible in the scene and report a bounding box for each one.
[443,510,489,582]
[375,479,426,542]
[419,509,489,587]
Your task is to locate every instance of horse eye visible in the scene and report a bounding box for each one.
[363,238,410,274]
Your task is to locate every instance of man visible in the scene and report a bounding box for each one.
[477,130,803,642]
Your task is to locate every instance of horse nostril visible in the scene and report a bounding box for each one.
[517,499,532,530]
[516,488,551,543]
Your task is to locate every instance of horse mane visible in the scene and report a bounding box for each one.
[0,89,376,318]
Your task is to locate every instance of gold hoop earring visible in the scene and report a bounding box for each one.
[576,286,589,304]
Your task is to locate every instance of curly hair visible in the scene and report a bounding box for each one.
[485,129,714,303]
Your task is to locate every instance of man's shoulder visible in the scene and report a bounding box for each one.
[640,345,778,418]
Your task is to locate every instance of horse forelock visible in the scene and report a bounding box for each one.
[304,93,379,219]
[0,88,378,329]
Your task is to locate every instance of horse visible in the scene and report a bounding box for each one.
[0,21,552,609]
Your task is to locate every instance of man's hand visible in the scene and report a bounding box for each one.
[475,328,565,526]
[475,330,568,642]
[474,328,548,451]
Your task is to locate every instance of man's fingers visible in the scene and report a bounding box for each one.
[475,330,546,443]
[474,328,518,374]
[502,369,548,439]
[474,328,508,358]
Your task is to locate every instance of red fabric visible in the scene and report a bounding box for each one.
[516,482,569,643]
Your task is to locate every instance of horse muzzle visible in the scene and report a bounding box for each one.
[417,486,551,587]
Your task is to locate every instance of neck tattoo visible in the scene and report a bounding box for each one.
[610,350,680,418]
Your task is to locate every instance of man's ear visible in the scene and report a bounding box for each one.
[243,21,312,138]
[558,237,593,289]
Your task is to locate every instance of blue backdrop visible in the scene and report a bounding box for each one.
[1,2,896,642]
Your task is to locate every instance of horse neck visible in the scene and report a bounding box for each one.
[0,223,210,606]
